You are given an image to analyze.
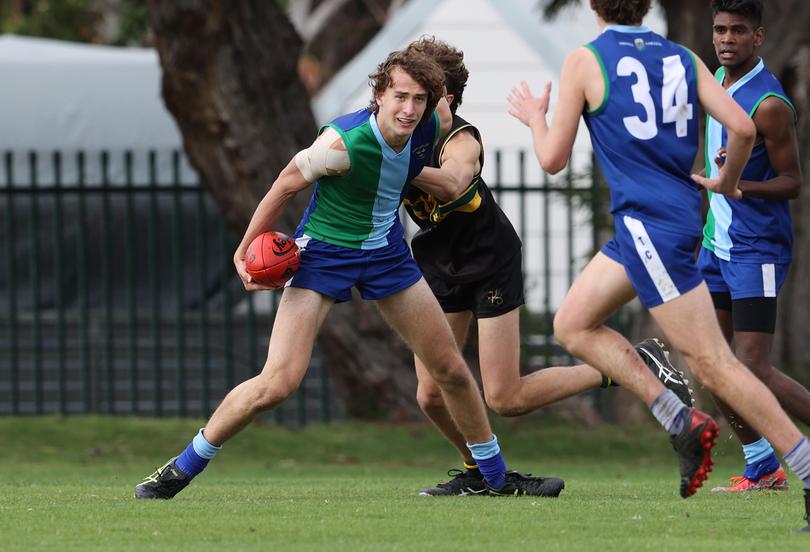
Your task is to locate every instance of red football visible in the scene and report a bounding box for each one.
[244,231,300,288]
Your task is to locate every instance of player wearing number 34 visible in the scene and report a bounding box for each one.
[508,0,810,529]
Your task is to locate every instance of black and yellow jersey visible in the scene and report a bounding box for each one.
[404,114,521,283]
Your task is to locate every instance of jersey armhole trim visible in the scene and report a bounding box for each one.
[437,124,484,178]
[585,44,609,116]
[749,93,798,124]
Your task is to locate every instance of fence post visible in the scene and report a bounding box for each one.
[100,151,115,414]
[76,151,92,413]
[29,151,43,414]
[5,152,19,414]
[172,151,187,416]
[53,151,67,414]
[148,151,162,416]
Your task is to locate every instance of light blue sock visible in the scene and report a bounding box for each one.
[175,428,221,479]
[741,437,779,481]
[467,435,507,490]
[743,437,775,465]
[650,390,688,435]
[784,436,810,490]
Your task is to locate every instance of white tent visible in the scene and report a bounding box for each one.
[0,34,195,186]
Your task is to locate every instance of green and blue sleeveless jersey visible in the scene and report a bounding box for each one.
[584,25,700,235]
[702,59,796,263]
[295,108,438,250]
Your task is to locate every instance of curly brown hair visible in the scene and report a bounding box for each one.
[405,36,468,114]
[590,0,651,25]
[367,49,445,125]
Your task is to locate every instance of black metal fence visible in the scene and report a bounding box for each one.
[0,150,336,422]
[0,149,610,421]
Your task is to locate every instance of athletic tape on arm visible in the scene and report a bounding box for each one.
[294,127,350,182]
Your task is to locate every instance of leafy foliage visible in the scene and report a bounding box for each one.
[0,0,148,45]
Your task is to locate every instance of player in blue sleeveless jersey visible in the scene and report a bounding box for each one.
[509,0,810,528]
[134,49,562,500]
[697,0,809,494]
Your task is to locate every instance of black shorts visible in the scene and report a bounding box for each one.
[424,253,524,319]
[710,292,778,334]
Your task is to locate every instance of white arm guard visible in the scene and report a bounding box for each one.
[294,127,351,183]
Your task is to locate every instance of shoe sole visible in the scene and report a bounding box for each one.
[682,418,719,498]
[710,479,790,493]
[418,488,487,497]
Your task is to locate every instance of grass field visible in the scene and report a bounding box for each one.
[0,416,808,551]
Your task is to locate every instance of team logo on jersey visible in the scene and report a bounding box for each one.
[413,143,430,160]
[634,38,646,51]
[487,289,503,306]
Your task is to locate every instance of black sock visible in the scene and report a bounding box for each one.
[600,375,619,388]
[463,459,481,475]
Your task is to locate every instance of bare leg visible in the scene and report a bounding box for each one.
[479,309,602,417]
[716,330,810,446]
[415,311,474,462]
[708,308,757,441]
[204,287,334,445]
[553,252,666,406]
[734,332,810,425]
[377,279,492,444]
[649,283,804,455]
[415,307,605,457]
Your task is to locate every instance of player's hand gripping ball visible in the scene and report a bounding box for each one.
[245,231,300,288]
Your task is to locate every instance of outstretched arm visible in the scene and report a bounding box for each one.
[412,128,481,201]
[507,47,591,174]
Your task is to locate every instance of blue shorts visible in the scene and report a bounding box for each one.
[287,235,423,302]
[697,247,789,300]
[602,215,704,308]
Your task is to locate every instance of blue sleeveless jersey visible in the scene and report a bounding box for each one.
[702,59,795,263]
[294,108,438,250]
[585,26,700,235]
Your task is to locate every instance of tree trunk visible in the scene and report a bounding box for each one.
[146,0,422,419]
[658,0,714,66]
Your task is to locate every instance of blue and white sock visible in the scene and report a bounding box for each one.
[783,436,810,490]
[741,437,780,482]
[175,428,221,479]
[650,389,688,435]
[467,435,507,490]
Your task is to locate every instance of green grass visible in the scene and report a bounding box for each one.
[0,416,807,551]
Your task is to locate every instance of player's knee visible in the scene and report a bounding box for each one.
[416,383,445,412]
[733,345,771,379]
[427,356,471,390]
[749,362,779,388]
[553,310,584,356]
[254,373,300,410]
[484,390,524,417]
